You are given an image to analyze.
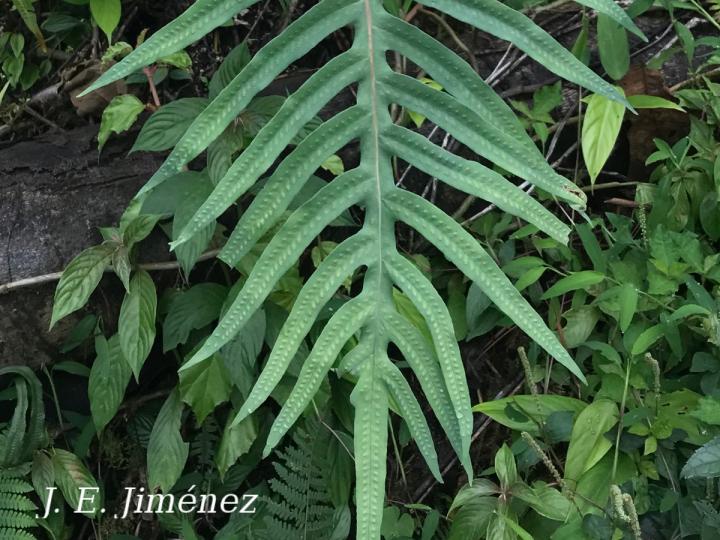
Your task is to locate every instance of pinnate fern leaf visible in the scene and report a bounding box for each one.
[0,467,36,540]
[263,421,337,538]
[75,0,635,535]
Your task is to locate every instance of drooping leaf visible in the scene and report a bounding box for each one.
[118,270,157,378]
[90,0,121,42]
[88,335,132,432]
[147,389,188,492]
[597,13,629,80]
[618,282,638,332]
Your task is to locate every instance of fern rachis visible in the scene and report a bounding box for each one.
[74,0,636,535]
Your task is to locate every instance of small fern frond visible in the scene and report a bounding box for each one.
[263,422,336,538]
[78,0,639,534]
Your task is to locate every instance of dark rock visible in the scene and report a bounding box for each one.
[0,125,164,367]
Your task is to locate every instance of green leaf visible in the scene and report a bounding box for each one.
[495,511,534,540]
[132,98,209,153]
[669,304,712,322]
[582,91,625,183]
[216,414,258,478]
[573,0,645,39]
[420,0,628,106]
[90,0,121,43]
[381,506,416,539]
[352,366,389,540]
[627,94,684,111]
[474,395,587,436]
[209,42,251,99]
[564,399,619,487]
[513,481,573,521]
[583,340,621,366]
[681,436,720,479]
[157,50,192,69]
[162,283,227,351]
[52,449,100,516]
[494,444,517,489]
[101,41,133,65]
[98,95,145,150]
[89,335,132,432]
[447,497,497,540]
[631,324,664,355]
[50,244,114,328]
[597,13,629,80]
[618,282,638,332]
[59,315,97,354]
[541,271,605,299]
[118,270,157,378]
[9,33,24,58]
[111,246,131,293]
[691,397,720,426]
[31,452,55,507]
[179,354,232,423]
[121,214,162,248]
[515,266,546,292]
[171,181,215,277]
[147,389,188,492]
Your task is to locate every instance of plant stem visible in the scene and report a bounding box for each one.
[612,359,631,483]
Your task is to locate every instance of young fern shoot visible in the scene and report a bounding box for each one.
[75,0,637,535]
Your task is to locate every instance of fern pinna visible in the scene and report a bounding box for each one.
[81,0,638,535]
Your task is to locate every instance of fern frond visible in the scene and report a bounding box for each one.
[0,368,47,467]
[77,0,637,534]
[0,466,36,540]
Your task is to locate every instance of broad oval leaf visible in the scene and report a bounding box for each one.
[50,244,114,329]
[132,98,209,153]
[581,91,626,184]
[52,449,101,516]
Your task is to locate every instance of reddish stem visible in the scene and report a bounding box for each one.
[143,66,161,108]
